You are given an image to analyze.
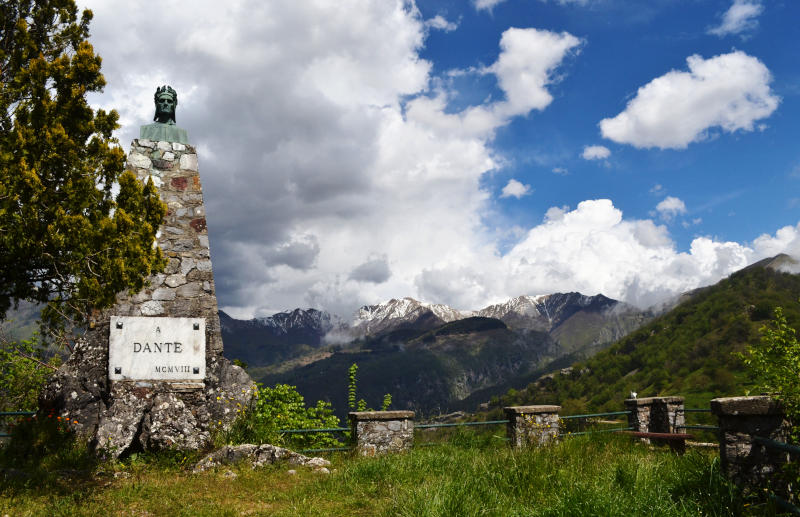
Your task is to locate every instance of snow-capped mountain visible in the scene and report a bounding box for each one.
[220,292,649,367]
[219,308,344,367]
[351,297,475,336]
[477,293,622,331]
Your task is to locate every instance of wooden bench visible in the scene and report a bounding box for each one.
[618,431,694,454]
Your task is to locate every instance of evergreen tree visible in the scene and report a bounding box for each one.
[0,0,165,335]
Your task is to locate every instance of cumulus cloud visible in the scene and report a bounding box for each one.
[708,0,763,37]
[416,200,799,310]
[655,196,687,222]
[79,1,587,318]
[425,15,459,32]
[599,51,779,149]
[500,179,532,199]
[582,145,611,160]
[78,1,798,319]
[552,167,568,175]
[488,28,582,117]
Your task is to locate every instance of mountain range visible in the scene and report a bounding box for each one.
[221,292,651,417]
[483,254,800,417]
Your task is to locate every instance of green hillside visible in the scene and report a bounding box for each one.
[259,317,561,418]
[488,260,800,415]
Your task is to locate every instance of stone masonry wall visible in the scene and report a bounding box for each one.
[40,139,253,457]
[625,397,685,445]
[349,411,414,456]
[711,396,791,491]
[504,406,560,448]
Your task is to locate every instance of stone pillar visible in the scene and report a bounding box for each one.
[40,139,254,457]
[349,411,414,456]
[504,406,560,448]
[625,396,685,434]
[710,396,791,489]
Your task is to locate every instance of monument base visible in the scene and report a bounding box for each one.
[39,138,253,457]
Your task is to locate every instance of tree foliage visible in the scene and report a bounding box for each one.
[487,266,800,416]
[0,0,165,334]
[0,331,59,411]
[221,383,342,450]
[742,306,800,431]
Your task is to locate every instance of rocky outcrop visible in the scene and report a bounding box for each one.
[192,444,331,473]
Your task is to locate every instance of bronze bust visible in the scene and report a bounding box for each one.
[140,85,189,144]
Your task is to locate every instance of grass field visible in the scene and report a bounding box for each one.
[1,426,787,517]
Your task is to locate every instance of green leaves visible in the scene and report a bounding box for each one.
[742,305,800,430]
[222,383,342,450]
[0,333,60,411]
[0,0,166,335]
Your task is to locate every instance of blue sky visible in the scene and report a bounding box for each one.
[417,0,798,251]
[82,0,800,318]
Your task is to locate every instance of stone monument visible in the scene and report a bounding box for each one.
[40,86,254,457]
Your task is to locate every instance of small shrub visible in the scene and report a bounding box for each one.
[219,383,342,450]
[0,334,61,412]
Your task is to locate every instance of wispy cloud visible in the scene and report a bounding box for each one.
[708,0,763,37]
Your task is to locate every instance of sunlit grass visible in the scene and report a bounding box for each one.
[0,430,783,516]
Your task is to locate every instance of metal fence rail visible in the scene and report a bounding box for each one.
[754,436,800,514]
[416,419,509,429]
[279,427,350,434]
[560,411,630,420]
[754,436,800,456]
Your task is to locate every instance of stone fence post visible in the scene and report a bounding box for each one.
[504,406,560,448]
[349,411,414,456]
[710,396,791,490]
[625,396,685,436]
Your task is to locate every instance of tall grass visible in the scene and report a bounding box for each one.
[0,428,782,516]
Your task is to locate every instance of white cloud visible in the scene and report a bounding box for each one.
[650,184,664,195]
[709,0,763,37]
[582,145,611,160]
[655,196,687,221]
[77,1,799,319]
[418,200,798,310]
[475,0,589,10]
[487,28,582,118]
[599,51,779,149]
[552,167,568,175]
[473,0,505,10]
[79,1,586,318]
[425,15,458,32]
[500,179,532,199]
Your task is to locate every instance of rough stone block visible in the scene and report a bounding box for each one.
[180,258,196,275]
[164,274,187,287]
[350,411,414,456]
[180,153,199,171]
[176,282,202,298]
[151,287,177,301]
[505,406,560,448]
[141,300,165,316]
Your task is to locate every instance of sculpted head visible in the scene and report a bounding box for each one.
[153,85,178,124]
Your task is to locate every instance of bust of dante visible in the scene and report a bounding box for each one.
[140,85,189,144]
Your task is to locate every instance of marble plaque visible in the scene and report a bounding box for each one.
[109,316,205,381]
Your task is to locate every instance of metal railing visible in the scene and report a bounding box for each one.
[559,410,632,437]
[677,408,719,433]
[277,426,352,454]
[753,436,800,514]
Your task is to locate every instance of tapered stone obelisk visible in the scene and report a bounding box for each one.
[40,86,253,456]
